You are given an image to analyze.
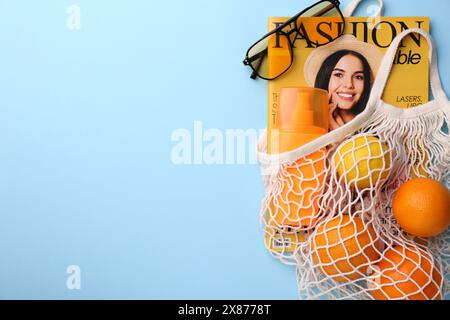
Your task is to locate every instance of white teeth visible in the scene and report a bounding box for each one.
[338,93,353,98]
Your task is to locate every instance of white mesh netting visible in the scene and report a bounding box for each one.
[258,29,450,300]
[260,104,450,300]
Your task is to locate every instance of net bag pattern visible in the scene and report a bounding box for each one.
[257,29,450,300]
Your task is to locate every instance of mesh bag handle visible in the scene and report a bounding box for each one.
[366,28,450,114]
[258,28,449,166]
[257,0,384,166]
[258,26,450,297]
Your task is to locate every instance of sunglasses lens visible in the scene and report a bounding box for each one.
[296,1,344,46]
[247,32,292,80]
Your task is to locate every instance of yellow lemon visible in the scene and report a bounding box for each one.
[333,135,391,189]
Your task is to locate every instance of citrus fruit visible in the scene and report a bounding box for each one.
[333,134,391,189]
[392,178,450,237]
[270,151,326,228]
[311,215,380,282]
[368,245,443,300]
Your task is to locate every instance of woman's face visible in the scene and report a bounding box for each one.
[328,54,365,111]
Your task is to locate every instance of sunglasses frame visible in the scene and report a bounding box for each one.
[243,0,345,81]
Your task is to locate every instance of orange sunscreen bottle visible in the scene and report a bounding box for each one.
[268,87,329,228]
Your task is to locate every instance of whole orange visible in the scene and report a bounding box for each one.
[311,215,380,282]
[392,178,450,237]
[368,245,443,300]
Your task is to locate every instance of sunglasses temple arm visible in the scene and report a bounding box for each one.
[248,49,267,80]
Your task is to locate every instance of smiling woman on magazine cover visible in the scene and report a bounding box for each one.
[304,35,383,131]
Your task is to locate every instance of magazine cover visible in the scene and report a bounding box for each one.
[267,17,430,153]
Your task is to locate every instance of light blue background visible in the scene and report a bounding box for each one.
[0,0,448,299]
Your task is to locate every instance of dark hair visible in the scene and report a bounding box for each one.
[314,50,372,116]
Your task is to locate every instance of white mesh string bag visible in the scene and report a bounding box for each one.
[257,28,450,300]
